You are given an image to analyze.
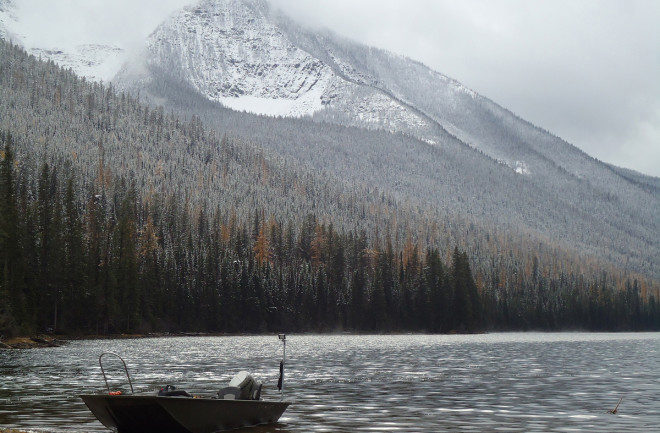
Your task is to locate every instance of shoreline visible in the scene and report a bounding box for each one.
[0,331,274,349]
[0,335,63,349]
[4,329,653,349]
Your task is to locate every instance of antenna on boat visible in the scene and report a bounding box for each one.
[277,334,286,399]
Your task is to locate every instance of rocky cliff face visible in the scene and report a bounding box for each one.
[146,0,333,116]
[140,0,440,146]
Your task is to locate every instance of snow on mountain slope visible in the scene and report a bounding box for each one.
[3,0,659,280]
[0,0,21,42]
[265,4,657,200]
[0,0,124,82]
[124,0,437,137]
[116,0,658,271]
[122,0,552,176]
[116,0,658,198]
[1,0,651,190]
[145,0,333,116]
[5,0,652,203]
[29,45,125,83]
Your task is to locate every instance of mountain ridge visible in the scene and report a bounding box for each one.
[126,0,658,194]
[1,0,658,284]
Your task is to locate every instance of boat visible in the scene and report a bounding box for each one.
[81,335,290,433]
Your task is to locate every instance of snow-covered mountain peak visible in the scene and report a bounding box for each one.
[2,0,633,184]
[148,0,335,117]
[134,0,447,145]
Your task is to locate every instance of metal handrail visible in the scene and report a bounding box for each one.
[99,352,134,394]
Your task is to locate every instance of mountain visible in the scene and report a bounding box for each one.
[6,40,659,335]
[1,0,659,285]
[121,0,618,177]
[120,0,450,142]
[111,0,659,281]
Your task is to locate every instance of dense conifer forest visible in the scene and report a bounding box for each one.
[1,40,659,337]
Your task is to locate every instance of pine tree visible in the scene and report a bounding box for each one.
[61,175,86,331]
[451,247,473,332]
[426,248,447,332]
[114,184,140,331]
[0,134,20,336]
[36,162,55,331]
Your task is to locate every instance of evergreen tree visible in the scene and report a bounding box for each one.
[61,175,86,331]
[0,134,20,336]
[114,184,140,331]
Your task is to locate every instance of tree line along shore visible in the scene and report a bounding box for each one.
[2,132,659,338]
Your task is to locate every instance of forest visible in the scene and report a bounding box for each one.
[1,131,658,336]
[1,40,659,337]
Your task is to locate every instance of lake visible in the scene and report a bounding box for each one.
[1,333,659,432]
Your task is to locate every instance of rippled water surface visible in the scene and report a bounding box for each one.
[1,333,659,432]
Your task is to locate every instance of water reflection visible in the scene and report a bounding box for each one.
[0,333,659,432]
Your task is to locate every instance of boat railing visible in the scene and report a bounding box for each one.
[99,352,134,394]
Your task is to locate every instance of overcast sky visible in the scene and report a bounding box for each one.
[14,0,660,177]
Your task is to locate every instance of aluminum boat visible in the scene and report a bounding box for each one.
[81,335,290,433]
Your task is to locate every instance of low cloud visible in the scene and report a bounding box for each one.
[16,0,194,49]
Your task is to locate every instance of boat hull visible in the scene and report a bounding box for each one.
[80,394,290,433]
